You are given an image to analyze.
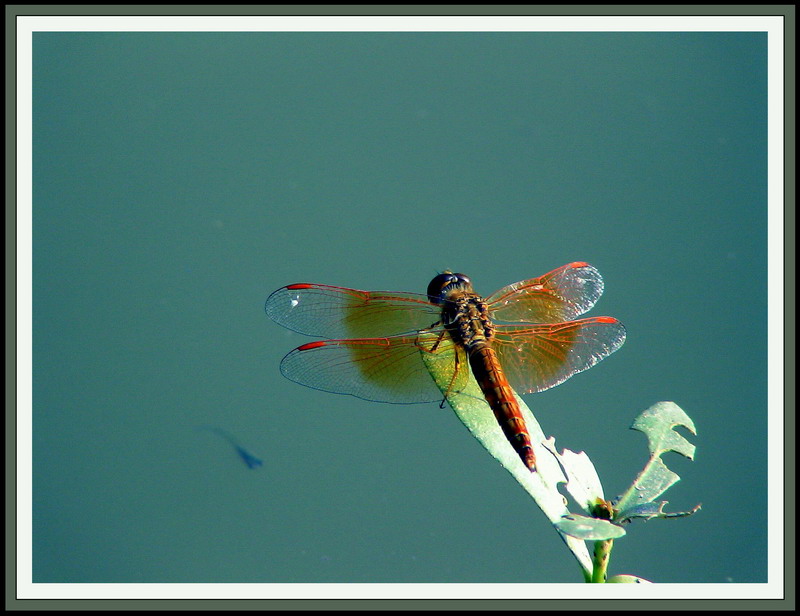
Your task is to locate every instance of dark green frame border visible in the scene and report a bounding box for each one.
[6,4,795,611]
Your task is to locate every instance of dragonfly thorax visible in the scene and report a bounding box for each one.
[441,294,496,351]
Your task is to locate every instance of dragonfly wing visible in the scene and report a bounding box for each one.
[492,317,626,394]
[485,262,606,323]
[265,284,440,339]
[279,331,464,404]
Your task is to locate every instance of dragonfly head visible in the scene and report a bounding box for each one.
[427,271,473,304]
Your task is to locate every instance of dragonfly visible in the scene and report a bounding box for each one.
[264,262,626,472]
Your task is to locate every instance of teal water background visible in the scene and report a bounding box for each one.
[32,32,768,584]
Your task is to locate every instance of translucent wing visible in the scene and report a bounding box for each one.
[491,317,627,394]
[485,262,606,323]
[279,331,471,404]
[265,283,440,339]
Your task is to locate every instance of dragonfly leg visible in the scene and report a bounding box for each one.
[421,328,447,353]
[438,350,466,409]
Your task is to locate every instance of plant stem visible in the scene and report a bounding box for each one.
[591,539,614,583]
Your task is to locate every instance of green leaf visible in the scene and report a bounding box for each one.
[631,401,696,460]
[555,514,626,541]
[607,574,653,584]
[420,349,593,577]
[615,402,698,516]
[543,441,605,514]
[616,458,680,513]
[616,501,703,523]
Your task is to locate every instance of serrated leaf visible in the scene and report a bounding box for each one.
[615,457,680,513]
[420,349,592,576]
[617,500,702,523]
[614,501,700,523]
[631,401,696,460]
[617,500,675,522]
[542,439,605,514]
[555,514,626,540]
[615,402,698,516]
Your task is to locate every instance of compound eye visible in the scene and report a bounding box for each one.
[427,273,457,302]
[454,273,471,287]
[426,272,469,303]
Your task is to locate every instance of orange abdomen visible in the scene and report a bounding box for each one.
[467,345,537,471]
